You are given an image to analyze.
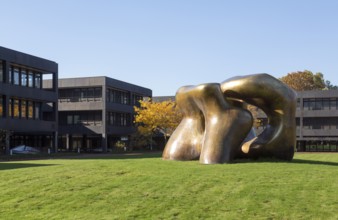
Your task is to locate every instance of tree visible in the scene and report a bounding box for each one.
[280,70,325,91]
[325,80,338,90]
[134,99,182,148]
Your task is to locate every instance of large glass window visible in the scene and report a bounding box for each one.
[74,115,80,124]
[35,102,41,120]
[35,73,41,88]
[28,71,34,87]
[67,115,73,125]
[107,112,131,126]
[107,88,131,105]
[8,67,12,84]
[314,99,322,110]
[21,100,27,119]
[94,88,102,100]
[13,99,20,118]
[13,68,20,85]
[330,98,337,110]
[28,101,34,119]
[21,69,27,86]
[61,111,102,125]
[59,88,102,102]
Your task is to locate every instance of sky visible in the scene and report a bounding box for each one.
[1,0,338,96]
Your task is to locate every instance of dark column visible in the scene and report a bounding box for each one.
[53,131,58,153]
[82,135,87,150]
[5,130,10,155]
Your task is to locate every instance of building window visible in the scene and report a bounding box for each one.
[8,66,12,84]
[59,88,102,102]
[107,112,131,126]
[35,73,41,88]
[67,115,73,125]
[21,69,27,86]
[13,68,20,85]
[13,99,20,118]
[28,101,34,119]
[94,88,102,100]
[21,100,27,119]
[132,94,143,107]
[0,61,3,82]
[61,111,102,125]
[107,88,130,105]
[28,71,34,87]
[323,98,330,110]
[35,102,41,120]
[330,98,337,110]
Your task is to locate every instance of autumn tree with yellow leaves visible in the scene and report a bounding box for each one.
[279,70,326,91]
[133,99,182,148]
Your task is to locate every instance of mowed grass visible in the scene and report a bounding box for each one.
[0,153,337,220]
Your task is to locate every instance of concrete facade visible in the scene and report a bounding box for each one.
[0,46,58,154]
[44,76,152,152]
[295,90,338,151]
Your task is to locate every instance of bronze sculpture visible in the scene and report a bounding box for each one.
[162,73,296,164]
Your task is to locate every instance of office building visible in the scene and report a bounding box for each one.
[0,46,58,154]
[44,76,152,152]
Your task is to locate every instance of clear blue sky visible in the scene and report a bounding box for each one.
[1,0,338,96]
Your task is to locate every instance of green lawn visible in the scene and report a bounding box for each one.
[0,153,337,220]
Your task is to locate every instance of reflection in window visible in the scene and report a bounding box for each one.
[8,67,12,84]
[330,98,337,110]
[21,69,27,86]
[74,115,80,124]
[106,88,130,105]
[28,101,33,119]
[35,102,41,120]
[35,73,41,88]
[60,111,102,125]
[67,115,73,125]
[13,99,20,118]
[28,71,34,87]
[14,68,20,85]
[107,112,131,126]
[59,88,102,102]
[21,100,27,119]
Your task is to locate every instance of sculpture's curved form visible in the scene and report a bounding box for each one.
[163,83,253,164]
[162,73,296,164]
[162,86,205,161]
[221,74,297,160]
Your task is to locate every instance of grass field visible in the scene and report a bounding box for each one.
[0,153,337,220]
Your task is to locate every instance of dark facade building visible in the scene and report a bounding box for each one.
[44,76,152,152]
[154,90,338,152]
[0,46,58,154]
[296,90,338,152]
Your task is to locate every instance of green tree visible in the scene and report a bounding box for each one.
[325,80,338,90]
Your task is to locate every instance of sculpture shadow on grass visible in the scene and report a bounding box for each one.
[0,163,58,171]
[233,158,338,167]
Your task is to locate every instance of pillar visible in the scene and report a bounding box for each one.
[102,133,107,153]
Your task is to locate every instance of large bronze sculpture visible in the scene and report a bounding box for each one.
[162,74,296,164]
